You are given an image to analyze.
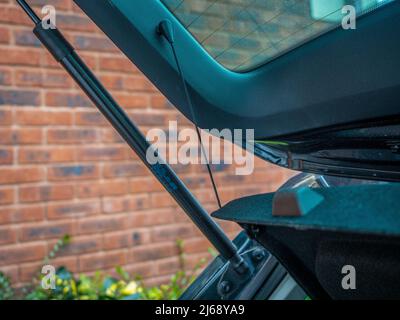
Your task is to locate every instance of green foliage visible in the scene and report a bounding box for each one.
[45,235,71,264]
[134,239,208,300]
[20,234,71,299]
[25,267,141,300]
[208,247,218,258]
[0,236,210,300]
[0,272,14,300]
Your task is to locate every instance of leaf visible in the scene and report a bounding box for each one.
[62,234,71,245]
[115,266,130,282]
[102,277,117,290]
[56,267,72,280]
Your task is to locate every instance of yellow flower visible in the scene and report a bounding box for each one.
[105,283,118,296]
[70,280,77,296]
[78,283,90,294]
[121,281,138,296]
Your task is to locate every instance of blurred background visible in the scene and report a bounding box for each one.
[0,0,294,295]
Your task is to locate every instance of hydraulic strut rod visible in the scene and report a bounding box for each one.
[17,0,247,272]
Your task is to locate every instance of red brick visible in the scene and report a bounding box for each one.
[19,221,76,242]
[104,232,132,250]
[150,95,173,109]
[151,224,195,242]
[0,148,13,164]
[0,6,32,26]
[76,146,127,161]
[29,0,71,11]
[194,189,219,204]
[102,194,149,214]
[0,68,11,85]
[75,110,107,126]
[47,201,100,220]
[79,251,126,272]
[77,52,98,70]
[45,91,92,107]
[15,69,42,87]
[0,188,14,205]
[17,128,43,144]
[42,70,72,88]
[18,147,75,164]
[103,230,150,250]
[99,56,137,73]
[183,237,212,254]
[16,110,73,126]
[17,261,42,283]
[157,257,181,276]
[99,180,128,197]
[114,93,149,109]
[129,177,164,193]
[56,13,97,32]
[0,47,41,66]
[51,256,79,273]
[75,182,101,199]
[102,162,146,178]
[47,128,98,144]
[14,69,71,89]
[11,205,45,223]
[0,129,34,145]
[99,74,124,91]
[48,164,99,181]
[54,235,102,256]
[150,192,176,208]
[0,208,12,225]
[0,128,43,145]
[0,26,10,44]
[0,89,40,106]
[128,111,166,126]
[78,216,127,235]
[124,76,156,92]
[100,128,124,143]
[19,184,74,203]
[0,243,46,266]
[0,167,44,184]
[128,209,175,228]
[0,110,12,125]
[73,35,117,53]
[128,243,178,264]
[14,29,41,47]
[0,227,17,245]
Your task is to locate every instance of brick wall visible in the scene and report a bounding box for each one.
[0,0,293,288]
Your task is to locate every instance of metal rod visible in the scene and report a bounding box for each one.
[17,0,245,267]
[61,52,241,261]
[16,0,40,24]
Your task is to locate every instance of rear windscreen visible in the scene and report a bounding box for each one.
[162,0,393,71]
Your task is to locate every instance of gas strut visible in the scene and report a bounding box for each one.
[17,0,248,274]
